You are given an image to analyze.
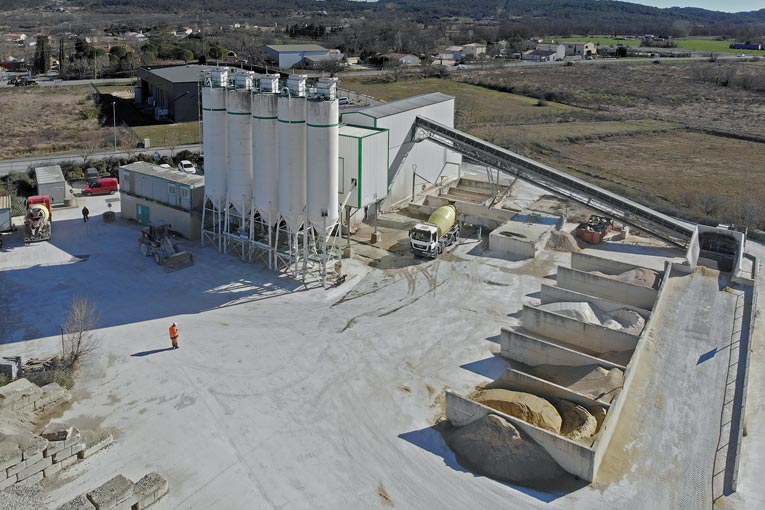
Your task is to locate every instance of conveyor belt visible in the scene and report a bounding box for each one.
[414,116,694,248]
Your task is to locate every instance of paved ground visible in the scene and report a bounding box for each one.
[0,193,761,509]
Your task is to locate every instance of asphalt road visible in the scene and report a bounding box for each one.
[0,144,201,176]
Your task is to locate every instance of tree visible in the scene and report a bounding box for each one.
[61,296,100,367]
[34,35,51,74]
[615,46,628,58]
[319,58,345,77]
[58,37,66,74]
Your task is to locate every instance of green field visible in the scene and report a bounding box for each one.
[546,36,765,55]
[132,122,200,147]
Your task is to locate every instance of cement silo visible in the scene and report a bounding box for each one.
[226,85,254,220]
[200,68,228,250]
[306,79,339,232]
[252,75,280,225]
[277,75,307,231]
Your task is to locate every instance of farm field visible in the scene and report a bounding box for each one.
[546,36,765,55]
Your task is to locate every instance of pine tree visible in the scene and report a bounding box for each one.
[59,37,66,74]
[33,35,51,74]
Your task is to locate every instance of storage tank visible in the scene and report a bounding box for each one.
[277,79,307,231]
[252,91,279,223]
[306,97,339,231]
[428,205,457,237]
[227,87,253,217]
[201,69,228,206]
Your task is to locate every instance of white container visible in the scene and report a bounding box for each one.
[252,92,279,223]
[226,88,253,217]
[316,77,338,100]
[306,98,339,231]
[286,75,307,97]
[202,86,228,205]
[234,70,255,89]
[258,74,279,93]
[210,68,229,87]
[277,95,307,230]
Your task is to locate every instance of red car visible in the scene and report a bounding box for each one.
[82,177,119,196]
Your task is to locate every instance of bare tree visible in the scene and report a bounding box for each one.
[79,133,104,165]
[62,296,100,367]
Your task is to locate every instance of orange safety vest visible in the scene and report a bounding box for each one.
[169,325,179,343]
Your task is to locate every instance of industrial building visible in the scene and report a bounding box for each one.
[0,195,12,232]
[34,165,66,206]
[119,162,205,240]
[136,65,217,122]
[199,69,460,280]
[260,44,341,69]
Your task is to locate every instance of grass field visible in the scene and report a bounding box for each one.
[132,122,200,146]
[546,36,765,55]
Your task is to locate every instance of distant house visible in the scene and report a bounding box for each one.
[563,41,596,58]
[303,54,345,69]
[384,53,421,66]
[533,43,565,61]
[261,44,340,69]
[445,45,464,60]
[462,43,487,58]
[522,49,559,62]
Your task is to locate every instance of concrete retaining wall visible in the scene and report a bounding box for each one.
[591,261,674,478]
[446,391,596,481]
[685,227,701,269]
[557,266,658,310]
[571,252,660,276]
[540,283,651,318]
[521,305,640,355]
[500,327,626,370]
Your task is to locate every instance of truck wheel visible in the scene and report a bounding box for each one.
[140,243,150,257]
[154,251,164,265]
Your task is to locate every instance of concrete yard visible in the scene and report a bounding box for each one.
[1,195,763,509]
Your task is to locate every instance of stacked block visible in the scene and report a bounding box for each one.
[55,472,169,510]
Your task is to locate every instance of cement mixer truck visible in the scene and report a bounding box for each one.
[409,205,460,258]
[24,195,52,243]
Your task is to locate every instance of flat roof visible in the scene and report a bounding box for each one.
[264,44,329,53]
[339,125,386,139]
[34,165,64,185]
[348,93,454,120]
[141,64,219,83]
[120,162,204,187]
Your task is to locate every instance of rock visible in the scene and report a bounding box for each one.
[445,414,568,486]
[474,389,562,434]
[556,400,598,440]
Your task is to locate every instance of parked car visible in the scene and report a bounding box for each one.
[82,177,119,196]
[177,160,197,174]
[736,53,748,58]
[85,167,99,183]
[338,97,350,105]
[159,163,172,169]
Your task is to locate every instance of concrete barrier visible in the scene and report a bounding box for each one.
[490,368,611,414]
[591,261,674,478]
[540,283,651,319]
[521,305,640,355]
[500,327,626,370]
[446,391,596,481]
[557,266,658,310]
[571,252,661,276]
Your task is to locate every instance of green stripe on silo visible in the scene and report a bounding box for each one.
[357,137,363,208]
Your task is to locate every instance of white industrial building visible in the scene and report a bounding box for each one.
[199,69,461,280]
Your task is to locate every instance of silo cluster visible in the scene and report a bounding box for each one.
[201,70,340,275]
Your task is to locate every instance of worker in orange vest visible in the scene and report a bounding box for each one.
[169,322,180,349]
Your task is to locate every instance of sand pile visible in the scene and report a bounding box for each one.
[528,364,624,403]
[474,389,562,434]
[537,302,646,335]
[546,230,581,252]
[591,267,659,288]
[556,400,598,440]
[444,414,569,486]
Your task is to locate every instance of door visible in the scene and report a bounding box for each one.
[180,187,191,210]
[136,204,150,225]
[168,183,178,207]
[52,185,65,205]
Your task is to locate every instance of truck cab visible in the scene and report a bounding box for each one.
[409,223,442,257]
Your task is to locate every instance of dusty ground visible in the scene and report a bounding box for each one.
[0,85,108,158]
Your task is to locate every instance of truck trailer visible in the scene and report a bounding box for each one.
[409,205,460,258]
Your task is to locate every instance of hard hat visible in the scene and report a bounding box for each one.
[172,322,177,326]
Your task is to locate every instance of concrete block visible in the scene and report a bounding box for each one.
[41,422,75,442]
[0,378,44,411]
[65,430,83,449]
[0,473,17,490]
[17,455,52,481]
[52,446,73,463]
[71,442,85,456]
[134,472,169,508]
[7,460,27,477]
[79,431,113,459]
[87,474,135,510]
[44,461,63,478]
[45,440,67,458]
[24,451,43,466]
[0,441,22,471]
[17,433,49,460]
[16,470,44,486]
[59,455,79,469]
[57,494,97,510]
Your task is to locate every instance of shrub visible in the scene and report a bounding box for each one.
[80,108,98,120]
[24,368,75,389]
[0,374,10,387]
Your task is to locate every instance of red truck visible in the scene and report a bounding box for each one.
[24,195,52,243]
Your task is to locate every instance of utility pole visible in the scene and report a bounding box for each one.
[112,101,117,152]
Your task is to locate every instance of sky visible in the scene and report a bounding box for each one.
[626,0,764,12]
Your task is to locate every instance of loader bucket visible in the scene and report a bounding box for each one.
[163,250,194,271]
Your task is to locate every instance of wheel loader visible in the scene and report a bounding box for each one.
[138,221,193,270]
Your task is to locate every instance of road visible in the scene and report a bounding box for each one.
[0,77,135,89]
[0,144,200,176]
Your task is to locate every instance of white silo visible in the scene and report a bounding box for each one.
[277,76,307,231]
[201,68,229,250]
[226,86,253,220]
[251,76,280,225]
[306,80,339,232]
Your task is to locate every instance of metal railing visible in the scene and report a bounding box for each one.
[414,116,695,248]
